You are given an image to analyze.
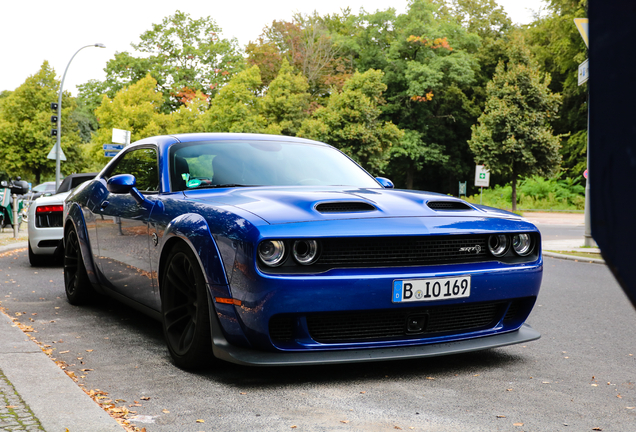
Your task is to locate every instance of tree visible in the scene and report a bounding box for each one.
[0,62,85,184]
[261,59,311,136]
[336,0,483,191]
[246,13,349,96]
[297,69,402,173]
[201,66,280,134]
[89,75,171,169]
[467,37,562,211]
[77,11,245,114]
[525,0,588,180]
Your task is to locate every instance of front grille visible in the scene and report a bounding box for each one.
[318,235,489,267]
[315,202,377,213]
[270,301,507,344]
[35,212,63,228]
[427,201,472,211]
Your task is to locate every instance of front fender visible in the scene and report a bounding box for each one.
[64,202,101,289]
[158,213,252,348]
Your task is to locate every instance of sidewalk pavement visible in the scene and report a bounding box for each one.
[0,240,124,431]
[0,212,600,431]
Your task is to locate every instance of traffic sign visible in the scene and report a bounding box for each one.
[112,128,131,145]
[578,59,589,85]
[103,144,125,151]
[46,142,66,161]
[574,18,589,48]
[474,165,490,188]
[104,151,121,158]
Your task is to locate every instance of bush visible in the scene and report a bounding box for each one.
[465,175,585,211]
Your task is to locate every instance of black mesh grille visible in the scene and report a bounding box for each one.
[35,212,63,228]
[318,235,489,267]
[270,301,507,344]
[315,202,377,213]
[427,201,472,211]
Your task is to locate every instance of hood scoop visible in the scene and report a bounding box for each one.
[427,201,472,211]
[315,201,377,213]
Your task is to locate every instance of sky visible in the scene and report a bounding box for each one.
[0,0,547,96]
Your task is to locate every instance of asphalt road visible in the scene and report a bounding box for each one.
[0,248,634,431]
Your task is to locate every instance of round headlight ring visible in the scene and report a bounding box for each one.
[258,240,286,267]
[512,233,533,256]
[292,239,320,265]
[488,234,509,257]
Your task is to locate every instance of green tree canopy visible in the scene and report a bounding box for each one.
[0,61,85,184]
[89,75,170,169]
[78,11,245,114]
[525,0,588,180]
[200,66,280,134]
[297,69,402,173]
[261,59,311,136]
[468,36,562,210]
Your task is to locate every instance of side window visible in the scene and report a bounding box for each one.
[108,148,159,192]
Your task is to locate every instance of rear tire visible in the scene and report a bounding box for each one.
[63,227,93,305]
[28,242,46,267]
[161,242,213,369]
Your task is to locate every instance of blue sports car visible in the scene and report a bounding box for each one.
[63,133,542,368]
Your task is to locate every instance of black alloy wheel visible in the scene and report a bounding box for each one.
[161,243,213,369]
[63,227,93,305]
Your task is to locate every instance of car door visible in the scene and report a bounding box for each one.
[94,147,159,308]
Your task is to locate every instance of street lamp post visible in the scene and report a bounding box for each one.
[55,43,106,191]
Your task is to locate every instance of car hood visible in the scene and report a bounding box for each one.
[184,187,523,225]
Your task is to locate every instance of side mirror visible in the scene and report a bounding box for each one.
[0,181,7,188]
[107,174,136,194]
[375,177,394,189]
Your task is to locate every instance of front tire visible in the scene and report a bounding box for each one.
[161,243,213,369]
[63,227,93,305]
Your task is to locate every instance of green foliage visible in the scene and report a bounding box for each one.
[261,59,311,136]
[0,61,86,184]
[465,175,585,210]
[89,75,170,170]
[468,35,562,209]
[201,66,280,134]
[78,11,245,114]
[525,0,588,180]
[297,69,403,173]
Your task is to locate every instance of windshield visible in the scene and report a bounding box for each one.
[170,140,380,191]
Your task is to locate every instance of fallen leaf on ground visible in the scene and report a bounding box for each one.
[340,420,349,423]
[497,415,506,418]
[162,409,170,413]
[140,396,150,400]
[513,423,523,427]
[59,351,70,354]
[196,419,205,423]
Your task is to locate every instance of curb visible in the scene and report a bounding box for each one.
[543,250,606,265]
[0,241,28,254]
[0,242,124,432]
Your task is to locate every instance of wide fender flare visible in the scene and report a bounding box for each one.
[159,213,252,348]
[64,202,100,287]
[159,213,232,299]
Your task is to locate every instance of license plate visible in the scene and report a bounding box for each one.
[392,276,471,303]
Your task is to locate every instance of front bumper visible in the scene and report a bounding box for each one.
[208,295,540,366]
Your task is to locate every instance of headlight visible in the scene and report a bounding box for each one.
[512,233,533,256]
[488,234,509,257]
[292,240,319,265]
[258,240,286,266]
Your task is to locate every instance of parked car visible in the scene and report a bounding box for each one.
[27,173,97,266]
[63,133,543,369]
[30,181,56,200]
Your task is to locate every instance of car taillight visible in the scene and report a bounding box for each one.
[36,205,64,213]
